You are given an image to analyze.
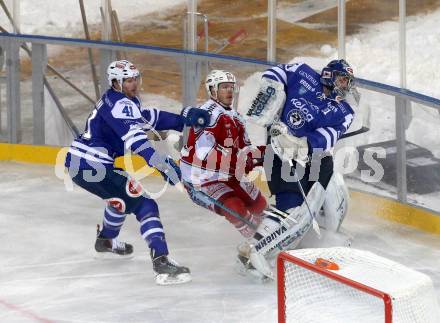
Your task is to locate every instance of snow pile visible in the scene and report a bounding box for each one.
[0,0,186,36]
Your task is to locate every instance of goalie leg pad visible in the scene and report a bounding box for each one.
[253,182,327,255]
[248,183,327,277]
[249,212,312,279]
[320,172,349,232]
[249,248,275,280]
[235,242,271,282]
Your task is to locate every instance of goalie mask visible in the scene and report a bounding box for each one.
[205,70,239,108]
[320,59,355,100]
[107,60,141,91]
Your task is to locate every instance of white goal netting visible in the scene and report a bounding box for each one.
[279,247,440,323]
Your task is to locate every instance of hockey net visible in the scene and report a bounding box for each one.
[277,247,440,323]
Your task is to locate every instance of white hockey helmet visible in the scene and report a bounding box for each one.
[205,70,237,98]
[107,60,141,90]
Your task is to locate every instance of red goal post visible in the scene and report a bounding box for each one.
[277,248,439,323]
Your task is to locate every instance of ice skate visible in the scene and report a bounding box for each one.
[95,225,133,258]
[152,252,191,285]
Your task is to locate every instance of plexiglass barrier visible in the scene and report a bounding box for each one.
[0,32,439,214]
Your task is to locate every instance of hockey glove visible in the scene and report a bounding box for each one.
[253,145,266,168]
[243,150,255,174]
[270,122,309,165]
[181,106,210,128]
[148,153,181,185]
[246,145,266,173]
[236,145,266,175]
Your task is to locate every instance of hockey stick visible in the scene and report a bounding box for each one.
[182,181,296,234]
[268,125,321,237]
[263,205,298,228]
[182,181,258,230]
[339,126,369,139]
[289,160,321,237]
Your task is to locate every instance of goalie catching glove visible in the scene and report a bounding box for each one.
[270,121,309,165]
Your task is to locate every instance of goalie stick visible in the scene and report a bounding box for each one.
[288,159,321,237]
[339,126,369,139]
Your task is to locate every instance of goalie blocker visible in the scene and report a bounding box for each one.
[249,172,349,279]
[245,77,286,127]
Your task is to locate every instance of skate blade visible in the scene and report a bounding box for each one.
[94,252,134,260]
[155,273,192,286]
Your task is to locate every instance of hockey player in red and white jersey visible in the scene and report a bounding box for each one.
[180,70,267,241]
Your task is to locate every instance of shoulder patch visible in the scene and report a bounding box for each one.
[112,99,142,120]
[284,62,303,73]
[199,100,224,127]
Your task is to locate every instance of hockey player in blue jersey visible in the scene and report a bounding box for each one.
[65,60,208,285]
[245,59,356,278]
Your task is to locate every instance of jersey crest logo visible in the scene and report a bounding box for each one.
[287,109,305,130]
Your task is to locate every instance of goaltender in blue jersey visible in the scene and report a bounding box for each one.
[253,61,354,154]
[65,59,208,285]
[243,60,357,279]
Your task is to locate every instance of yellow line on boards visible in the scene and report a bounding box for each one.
[0,143,159,174]
[350,191,440,235]
[0,143,62,164]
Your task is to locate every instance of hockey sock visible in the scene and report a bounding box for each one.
[247,193,267,219]
[99,206,127,239]
[222,197,258,238]
[138,214,169,258]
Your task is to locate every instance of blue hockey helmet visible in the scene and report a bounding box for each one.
[320,59,355,100]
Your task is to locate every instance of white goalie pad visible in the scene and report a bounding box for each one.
[245,77,286,127]
[319,172,349,232]
[280,182,326,250]
[249,182,326,278]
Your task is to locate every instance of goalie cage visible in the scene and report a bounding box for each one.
[277,247,440,323]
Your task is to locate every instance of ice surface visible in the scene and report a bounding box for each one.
[0,162,439,322]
